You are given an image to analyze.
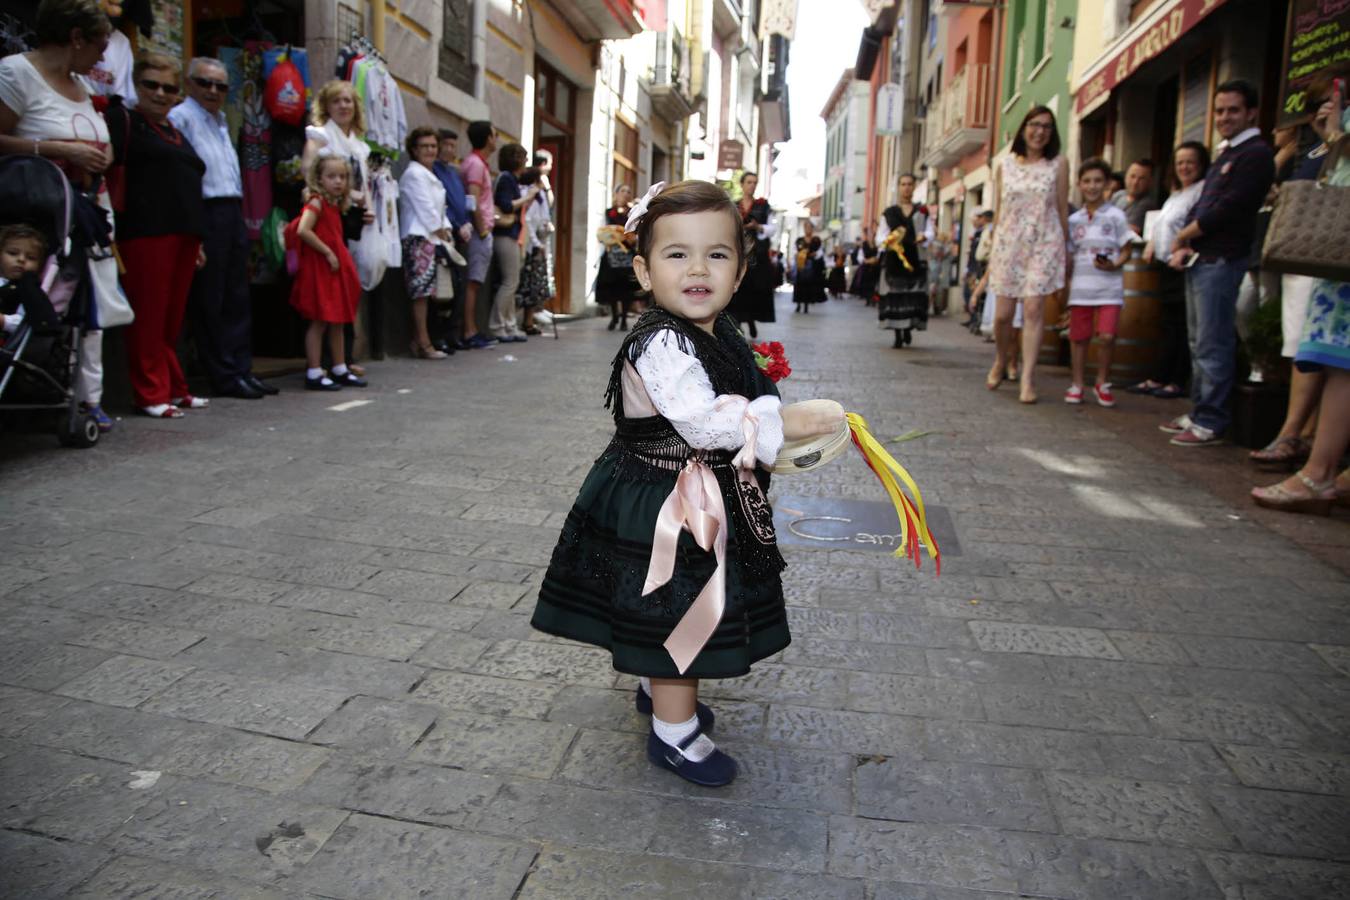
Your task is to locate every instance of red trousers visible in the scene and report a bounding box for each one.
[119,234,200,407]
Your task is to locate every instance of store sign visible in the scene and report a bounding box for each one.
[876,82,904,135]
[759,0,799,40]
[1277,0,1350,126]
[718,139,744,170]
[1075,0,1232,114]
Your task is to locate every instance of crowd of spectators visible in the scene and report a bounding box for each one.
[0,0,559,430]
[820,73,1349,519]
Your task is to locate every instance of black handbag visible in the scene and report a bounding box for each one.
[341,205,364,242]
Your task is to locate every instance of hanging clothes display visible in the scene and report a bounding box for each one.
[333,36,408,158]
[239,42,273,238]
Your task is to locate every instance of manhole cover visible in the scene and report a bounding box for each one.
[774,495,961,555]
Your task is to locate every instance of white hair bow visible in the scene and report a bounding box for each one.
[306,126,339,157]
[624,181,667,233]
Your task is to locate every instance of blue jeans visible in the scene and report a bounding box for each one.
[1183,258,1246,435]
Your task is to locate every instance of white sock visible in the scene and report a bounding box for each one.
[331,363,349,376]
[653,713,714,763]
[639,677,652,697]
[307,367,324,379]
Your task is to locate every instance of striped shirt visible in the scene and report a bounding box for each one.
[168,97,242,200]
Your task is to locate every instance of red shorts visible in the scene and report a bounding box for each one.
[1068,304,1121,342]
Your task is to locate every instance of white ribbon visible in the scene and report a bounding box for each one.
[305,125,340,158]
[624,181,667,233]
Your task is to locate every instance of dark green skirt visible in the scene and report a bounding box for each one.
[531,450,790,678]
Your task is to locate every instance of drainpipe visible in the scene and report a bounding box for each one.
[370,0,386,54]
[988,0,1004,158]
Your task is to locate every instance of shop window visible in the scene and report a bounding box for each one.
[613,116,639,192]
[439,0,474,95]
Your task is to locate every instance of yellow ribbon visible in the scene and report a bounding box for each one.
[846,412,940,572]
[880,230,913,273]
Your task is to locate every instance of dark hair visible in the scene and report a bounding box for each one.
[1215,79,1258,110]
[898,172,917,182]
[436,128,458,142]
[1169,140,1211,189]
[633,180,750,271]
[467,120,493,150]
[1109,171,1125,186]
[35,0,110,46]
[808,236,822,251]
[739,170,758,183]
[533,149,553,166]
[795,237,806,249]
[517,166,541,186]
[0,223,47,257]
[1077,157,1112,181]
[1130,159,1155,171]
[498,143,528,173]
[1010,105,1061,160]
[404,126,438,159]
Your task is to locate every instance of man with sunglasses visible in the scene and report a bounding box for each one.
[169,57,276,399]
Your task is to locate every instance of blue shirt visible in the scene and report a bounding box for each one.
[167,97,242,199]
[433,159,470,231]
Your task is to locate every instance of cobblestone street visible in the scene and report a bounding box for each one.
[2,293,1349,899]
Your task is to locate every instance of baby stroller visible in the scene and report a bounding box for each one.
[0,155,102,448]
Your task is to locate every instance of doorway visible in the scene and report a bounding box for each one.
[535,57,578,313]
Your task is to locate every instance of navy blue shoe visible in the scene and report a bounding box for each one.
[646,727,737,786]
[635,686,715,733]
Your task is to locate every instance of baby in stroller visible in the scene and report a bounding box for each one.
[0,225,55,341]
[0,156,103,448]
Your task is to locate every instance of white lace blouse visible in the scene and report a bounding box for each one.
[628,329,784,466]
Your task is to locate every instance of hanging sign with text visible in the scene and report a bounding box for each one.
[1277,0,1350,126]
[876,82,905,136]
[1075,0,1232,115]
[718,139,745,171]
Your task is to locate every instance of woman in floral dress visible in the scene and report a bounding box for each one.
[987,106,1069,403]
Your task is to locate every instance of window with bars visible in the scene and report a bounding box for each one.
[613,117,640,193]
[439,0,474,94]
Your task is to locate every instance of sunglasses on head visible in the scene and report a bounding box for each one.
[139,78,180,96]
[191,76,229,93]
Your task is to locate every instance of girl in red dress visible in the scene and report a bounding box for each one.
[292,155,365,391]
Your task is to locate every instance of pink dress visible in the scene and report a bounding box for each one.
[988,154,1065,298]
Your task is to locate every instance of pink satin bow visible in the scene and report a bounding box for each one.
[643,460,728,674]
[643,401,761,673]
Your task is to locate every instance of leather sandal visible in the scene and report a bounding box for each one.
[1249,436,1310,468]
[1251,473,1336,516]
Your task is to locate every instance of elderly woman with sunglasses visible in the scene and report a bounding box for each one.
[0,0,117,430]
[104,51,207,418]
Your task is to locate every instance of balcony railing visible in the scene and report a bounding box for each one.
[920,62,992,167]
[649,27,695,120]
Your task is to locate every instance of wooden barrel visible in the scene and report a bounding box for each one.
[1098,245,1164,381]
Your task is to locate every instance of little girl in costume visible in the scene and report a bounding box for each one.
[291,155,366,391]
[531,180,842,786]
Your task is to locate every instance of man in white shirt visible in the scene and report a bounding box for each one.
[170,58,275,399]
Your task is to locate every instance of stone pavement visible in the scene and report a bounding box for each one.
[2,293,1348,899]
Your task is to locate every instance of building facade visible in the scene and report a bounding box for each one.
[820,68,870,245]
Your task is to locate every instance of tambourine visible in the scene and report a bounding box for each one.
[770,400,850,474]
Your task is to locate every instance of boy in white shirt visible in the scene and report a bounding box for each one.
[1065,159,1135,407]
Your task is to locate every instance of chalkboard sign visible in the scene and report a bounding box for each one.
[1277,0,1350,126]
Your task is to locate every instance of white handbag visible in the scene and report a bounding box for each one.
[86,248,134,329]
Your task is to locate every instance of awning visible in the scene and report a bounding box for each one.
[1073,0,1232,116]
